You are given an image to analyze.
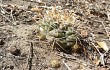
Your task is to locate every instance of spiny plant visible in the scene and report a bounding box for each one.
[35,6,82,53]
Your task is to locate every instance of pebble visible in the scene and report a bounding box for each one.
[50,59,61,68]
[0,39,5,45]
[7,47,21,56]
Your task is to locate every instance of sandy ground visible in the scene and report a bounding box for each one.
[0,0,110,70]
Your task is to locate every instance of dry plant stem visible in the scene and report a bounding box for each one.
[10,9,15,22]
[62,60,71,70]
[52,39,56,50]
[101,21,110,40]
[56,41,67,52]
[91,42,105,66]
[28,42,34,70]
[26,40,49,44]
[0,53,25,60]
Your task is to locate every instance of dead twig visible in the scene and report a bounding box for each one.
[28,42,34,70]
[91,42,105,66]
[101,21,110,40]
[0,54,25,60]
[62,60,71,70]
[10,9,15,22]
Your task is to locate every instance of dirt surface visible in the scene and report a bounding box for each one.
[0,0,110,70]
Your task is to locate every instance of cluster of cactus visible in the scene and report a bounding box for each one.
[38,20,78,49]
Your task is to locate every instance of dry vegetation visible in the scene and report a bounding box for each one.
[0,0,110,70]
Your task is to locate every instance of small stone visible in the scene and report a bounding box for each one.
[97,67,108,70]
[0,64,2,70]
[7,47,21,56]
[50,59,60,68]
[66,2,71,6]
[13,21,19,25]
[0,39,5,45]
[10,65,14,69]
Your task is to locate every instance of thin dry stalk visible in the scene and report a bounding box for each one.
[28,42,34,70]
[62,60,71,70]
[10,9,15,22]
[101,21,110,40]
[91,42,105,66]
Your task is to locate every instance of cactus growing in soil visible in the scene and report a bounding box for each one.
[37,6,79,51]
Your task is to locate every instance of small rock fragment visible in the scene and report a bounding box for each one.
[50,59,60,68]
[10,65,14,70]
[7,47,21,56]
[0,39,5,45]
[80,30,88,38]
[97,67,108,70]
